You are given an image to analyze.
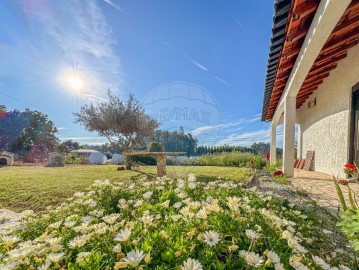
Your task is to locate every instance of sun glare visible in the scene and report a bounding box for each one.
[66,75,84,91]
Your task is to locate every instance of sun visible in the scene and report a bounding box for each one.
[66,75,84,91]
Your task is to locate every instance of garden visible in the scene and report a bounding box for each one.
[1,85,359,269]
[0,173,354,269]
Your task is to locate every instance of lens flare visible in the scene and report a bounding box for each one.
[66,75,84,91]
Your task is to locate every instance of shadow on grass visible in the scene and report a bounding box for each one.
[130,169,156,179]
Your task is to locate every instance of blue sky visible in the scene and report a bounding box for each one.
[0,0,284,147]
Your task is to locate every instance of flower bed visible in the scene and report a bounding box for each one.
[0,175,353,269]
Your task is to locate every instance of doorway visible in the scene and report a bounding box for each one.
[351,88,359,166]
[0,158,7,165]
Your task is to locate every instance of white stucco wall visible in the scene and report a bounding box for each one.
[296,44,359,177]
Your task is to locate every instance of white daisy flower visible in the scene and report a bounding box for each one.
[244,252,263,268]
[161,200,170,208]
[48,221,62,229]
[81,215,93,224]
[68,235,89,249]
[196,208,208,219]
[274,263,285,270]
[47,252,65,263]
[102,213,120,225]
[188,174,196,182]
[173,202,183,208]
[115,228,132,242]
[203,230,221,247]
[312,256,330,270]
[1,236,21,247]
[143,191,153,199]
[245,229,260,240]
[188,182,197,189]
[267,250,280,264]
[0,262,18,270]
[227,196,240,211]
[124,250,145,267]
[113,244,122,253]
[76,252,91,264]
[206,201,220,212]
[181,258,203,270]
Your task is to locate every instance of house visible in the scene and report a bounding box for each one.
[0,151,14,166]
[262,0,359,177]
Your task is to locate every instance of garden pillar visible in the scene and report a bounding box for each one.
[283,96,296,177]
[156,154,167,177]
[297,124,302,159]
[270,122,277,164]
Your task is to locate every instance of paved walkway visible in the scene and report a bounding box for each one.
[291,169,359,212]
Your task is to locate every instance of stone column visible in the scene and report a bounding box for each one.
[270,122,277,164]
[283,97,296,177]
[297,124,302,159]
[156,154,167,177]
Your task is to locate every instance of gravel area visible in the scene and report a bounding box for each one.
[255,172,354,257]
[256,172,313,205]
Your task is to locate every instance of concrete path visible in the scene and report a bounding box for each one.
[291,169,359,212]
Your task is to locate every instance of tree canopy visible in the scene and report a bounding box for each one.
[144,128,198,156]
[0,108,58,161]
[74,91,159,154]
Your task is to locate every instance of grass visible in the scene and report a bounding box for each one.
[272,175,291,185]
[0,165,251,212]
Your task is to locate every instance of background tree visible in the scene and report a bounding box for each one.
[74,91,159,168]
[62,140,80,151]
[144,128,198,156]
[11,110,58,161]
[250,142,270,155]
[0,108,59,161]
[0,105,6,114]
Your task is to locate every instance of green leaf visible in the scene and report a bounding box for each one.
[333,176,347,211]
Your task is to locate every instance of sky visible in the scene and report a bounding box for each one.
[0,0,284,147]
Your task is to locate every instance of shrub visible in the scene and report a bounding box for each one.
[334,163,359,254]
[65,155,89,165]
[131,155,156,165]
[192,152,266,168]
[147,142,164,152]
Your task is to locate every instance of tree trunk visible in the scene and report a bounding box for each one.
[124,144,132,170]
[126,155,132,170]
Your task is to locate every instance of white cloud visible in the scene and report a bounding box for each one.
[59,136,105,141]
[217,125,284,146]
[190,113,263,138]
[103,0,123,12]
[184,55,208,71]
[235,19,245,29]
[191,121,242,137]
[161,40,172,48]
[22,0,122,101]
[213,76,228,85]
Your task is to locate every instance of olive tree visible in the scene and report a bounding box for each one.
[74,91,159,169]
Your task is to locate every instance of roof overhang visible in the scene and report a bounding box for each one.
[262,0,359,121]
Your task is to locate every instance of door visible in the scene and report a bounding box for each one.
[354,110,359,166]
[353,89,359,166]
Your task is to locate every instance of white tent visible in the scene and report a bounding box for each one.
[89,152,107,165]
[111,154,124,164]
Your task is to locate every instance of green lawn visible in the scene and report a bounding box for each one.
[0,165,251,212]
